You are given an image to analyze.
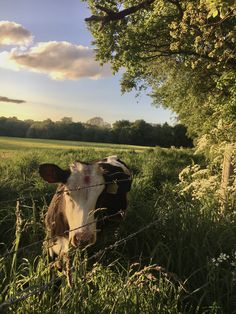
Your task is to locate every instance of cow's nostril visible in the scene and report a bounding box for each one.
[71,231,94,247]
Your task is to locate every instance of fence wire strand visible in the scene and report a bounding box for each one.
[0,218,160,310]
[0,176,133,205]
[0,210,124,259]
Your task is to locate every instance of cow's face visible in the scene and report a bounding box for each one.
[39,162,105,247]
[65,162,105,246]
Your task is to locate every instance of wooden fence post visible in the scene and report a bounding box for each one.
[220,144,235,211]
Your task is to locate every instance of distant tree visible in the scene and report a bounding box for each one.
[112,120,132,144]
[0,116,192,147]
[54,120,85,140]
[86,117,111,128]
[0,116,29,137]
[131,120,153,145]
[60,117,73,124]
[173,124,193,148]
[0,117,8,136]
[64,122,85,141]
[26,122,41,138]
[26,120,55,139]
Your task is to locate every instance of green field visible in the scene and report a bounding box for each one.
[0,138,235,313]
[0,136,150,153]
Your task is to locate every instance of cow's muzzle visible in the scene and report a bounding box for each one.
[70,229,95,247]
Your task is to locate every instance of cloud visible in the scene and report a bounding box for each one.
[0,96,26,104]
[4,41,112,80]
[0,50,20,71]
[0,21,33,46]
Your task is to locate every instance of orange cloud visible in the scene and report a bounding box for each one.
[0,21,33,46]
[8,41,112,80]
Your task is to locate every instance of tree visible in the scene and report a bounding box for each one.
[173,124,193,147]
[60,117,73,124]
[112,120,133,144]
[0,116,30,137]
[86,117,111,128]
[26,119,55,139]
[131,119,153,145]
[84,0,236,145]
[0,115,192,147]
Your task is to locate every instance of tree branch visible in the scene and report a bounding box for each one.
[140,49,218,62]
[85,0,155,25]
[140,47,236,69]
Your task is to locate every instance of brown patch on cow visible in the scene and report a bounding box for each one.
[45,184,69,242]
[84,175,91,185]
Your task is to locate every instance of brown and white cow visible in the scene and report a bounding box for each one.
[39,156,132,257]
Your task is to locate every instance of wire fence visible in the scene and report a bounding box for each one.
[0,218,161,310]
[0,175,135,259]
[0,210,124,259]
[0,174,156,310]
[0,175,134,206]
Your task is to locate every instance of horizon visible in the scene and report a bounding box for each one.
[0,0,174,125]
[0,114,176,127]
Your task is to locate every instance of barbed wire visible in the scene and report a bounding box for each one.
[0,175,135,205]
[0,217,160,310]
[0,191,52,205]
[0,276,63,310]
[0,173,153,309]
[83,219,160,264]
[0,210,124,259]
[57,177,133,195]
[0,174,136,258]
[0,173,140,259]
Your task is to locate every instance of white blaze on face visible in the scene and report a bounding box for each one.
[64,162,105,247]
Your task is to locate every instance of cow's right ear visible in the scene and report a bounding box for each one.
[39,163,70,184]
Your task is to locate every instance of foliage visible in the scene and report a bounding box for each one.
[84,0,236,146]
[178,141,236,212]
[0,116,193,148]
[86,116,111,128]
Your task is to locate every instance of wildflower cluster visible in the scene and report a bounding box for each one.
[211,253,230,267]
[179,140,236,206]
[178,164,219,202]
[210,251,236,283]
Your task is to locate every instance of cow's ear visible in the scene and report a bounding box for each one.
[39,163,70,183]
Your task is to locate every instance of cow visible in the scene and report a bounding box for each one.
[39,156,132,258]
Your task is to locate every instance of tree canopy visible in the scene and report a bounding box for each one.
[0,116,192,148]
[84,0,236,145]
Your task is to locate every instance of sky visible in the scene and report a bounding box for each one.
[0,0,174,125]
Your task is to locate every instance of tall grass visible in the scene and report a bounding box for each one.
[0,144,235,313]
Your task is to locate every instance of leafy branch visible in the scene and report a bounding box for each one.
[85,0,155,26]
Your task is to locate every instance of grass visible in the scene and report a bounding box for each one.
[0,137,235,313]
[0,136,150,153]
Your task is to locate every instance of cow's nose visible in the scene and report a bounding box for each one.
[71,230,95,247]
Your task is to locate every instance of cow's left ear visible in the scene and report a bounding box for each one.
[39,163,70,183]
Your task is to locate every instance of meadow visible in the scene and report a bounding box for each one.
[0,137,235,313]
[0,136,149,153]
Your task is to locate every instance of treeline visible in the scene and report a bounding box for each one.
[0,116,193,147]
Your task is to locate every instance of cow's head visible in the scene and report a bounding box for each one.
[39,161,105,247]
